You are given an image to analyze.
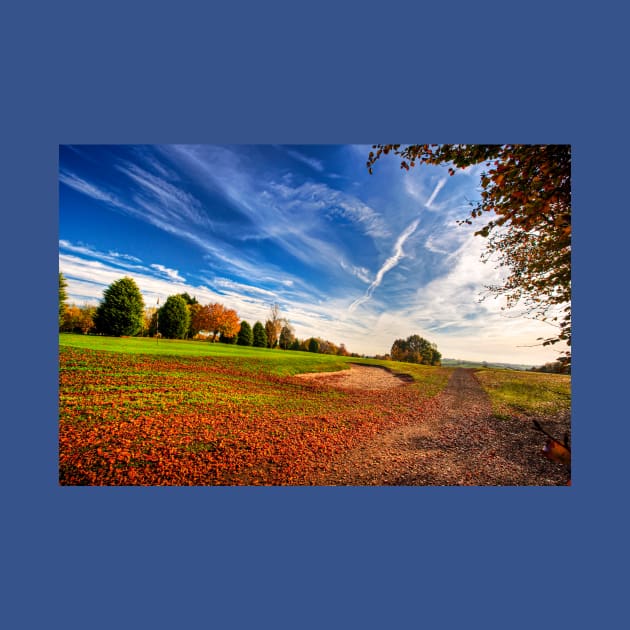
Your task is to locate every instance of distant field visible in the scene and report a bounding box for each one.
[442,358,534,371]
[59,334,453,485]
[474,368,571,419]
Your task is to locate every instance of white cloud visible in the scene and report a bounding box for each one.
[108,250,142,263]
[340,260,371,284]
[59,171,122,207]
[150,264,185,282]
[285,148,324,172]
[164,145,390,276]
[211,277,278,299]
[425,178,447,208]
[349,219,420,312]
[59,240,148,272]
[116,161,213,229]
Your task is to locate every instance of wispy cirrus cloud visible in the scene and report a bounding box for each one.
[340,260,371,284]
[349,218,420,312]
[285,148,324,172]
[116,161,213,229]
[59,161,296,289]
[59,170,123,207]
[425,178,447,208]
[164,145,390,276]
[263,180,391,242]
[405,175,449,212]
[59,240,147,271]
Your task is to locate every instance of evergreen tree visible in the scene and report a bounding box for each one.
[158,295,190,339]
[308,338,319,353]
[94,277,145,336]
[176,294,198,337]
[177,293,198,305]
[252,321,267,348]
[237,320,253,346]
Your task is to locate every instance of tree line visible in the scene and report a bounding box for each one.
[530,360,570,375]
[59,274,359,356]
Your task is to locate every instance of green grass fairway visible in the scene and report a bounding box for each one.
[60,333,353,375]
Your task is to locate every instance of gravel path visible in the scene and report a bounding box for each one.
[306,367,570,486]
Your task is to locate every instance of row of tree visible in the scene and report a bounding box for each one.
[530,361,571,375]
[60,275,443,363]
[59,274,357,356]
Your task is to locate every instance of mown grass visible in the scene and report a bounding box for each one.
[474,368,571,419]
[60,333,353,376]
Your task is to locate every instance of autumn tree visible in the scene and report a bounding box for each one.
[59,272,68,328]
[205,303,240,341]
[188,303,207,338]
[279,324,295,350]
[264,303,284,349]
[218,307,240,341]
[61,304,96,334]
[77,305,95,334]
[367,144,571,366]
[264,321,277,348]
[61,305,81,333]
[253,321,267,348]
[142,308,155,336]
[188,303,240,341]
[206,303,224,340]
[237,320,253,346]
[94,277,145,336]
[318,339,339,355]
[158,295,190,339]
[391,335,441,366]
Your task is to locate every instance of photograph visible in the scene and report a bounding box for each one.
[59,143,571,486]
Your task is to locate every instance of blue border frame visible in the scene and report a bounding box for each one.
[4,2,625,628]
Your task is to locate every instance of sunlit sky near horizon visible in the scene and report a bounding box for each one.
[59,144,568,365]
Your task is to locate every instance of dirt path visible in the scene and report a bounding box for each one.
[306,367,570,486]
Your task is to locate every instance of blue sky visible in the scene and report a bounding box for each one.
[59,144,567,364]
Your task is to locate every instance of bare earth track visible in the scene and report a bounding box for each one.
[301,366,570,486]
